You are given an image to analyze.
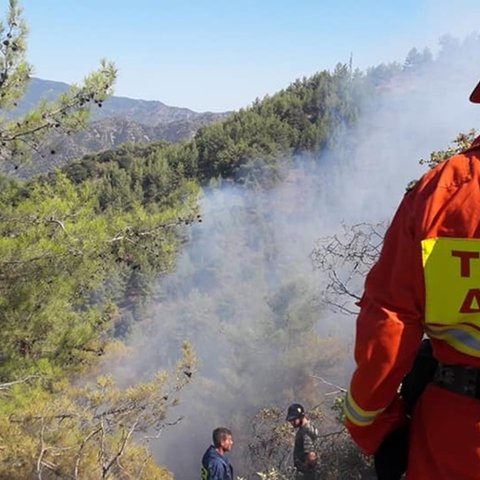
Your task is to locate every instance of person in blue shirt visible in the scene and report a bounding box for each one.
[201,427,234,480]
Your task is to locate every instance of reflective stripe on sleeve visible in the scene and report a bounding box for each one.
[344,390,385,427]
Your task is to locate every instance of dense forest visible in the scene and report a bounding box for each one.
[1,0,480,478]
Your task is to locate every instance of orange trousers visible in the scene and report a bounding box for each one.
[408,384,480,479]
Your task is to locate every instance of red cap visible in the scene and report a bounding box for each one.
[470,80,480,103]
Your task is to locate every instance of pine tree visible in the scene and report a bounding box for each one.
[0,0,116,165]
[0,3,200,477]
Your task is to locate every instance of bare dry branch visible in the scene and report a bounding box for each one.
[0,374,41,390]
[311,221,387,316]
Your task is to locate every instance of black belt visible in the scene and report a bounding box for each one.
[433,363,480,399]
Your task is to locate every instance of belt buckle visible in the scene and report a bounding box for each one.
[462,367,477,397]
[434,364,454,386]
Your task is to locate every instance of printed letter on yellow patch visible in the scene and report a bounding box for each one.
[422,238,480,325]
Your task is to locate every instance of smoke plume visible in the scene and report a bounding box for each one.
[102,33,480,478]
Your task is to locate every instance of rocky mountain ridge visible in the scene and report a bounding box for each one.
[2,78,230,177]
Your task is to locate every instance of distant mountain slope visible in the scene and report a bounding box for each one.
[3,77,230,177]
[1,115,223,178]
[16,78,229,127]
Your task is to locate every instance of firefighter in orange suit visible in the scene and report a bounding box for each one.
[345,80,480,480]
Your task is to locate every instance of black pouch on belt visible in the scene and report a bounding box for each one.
[374,339,438,480]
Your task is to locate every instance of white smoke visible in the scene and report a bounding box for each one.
[101,34,480,478]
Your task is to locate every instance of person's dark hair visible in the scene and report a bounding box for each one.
[212,427,232,447]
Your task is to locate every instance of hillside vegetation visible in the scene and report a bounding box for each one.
[1,0,480,475]
[0,58,373,479]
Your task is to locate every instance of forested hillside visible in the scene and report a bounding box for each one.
[63,63,369,188]
[2,0,480,477]
[0,51,372,479]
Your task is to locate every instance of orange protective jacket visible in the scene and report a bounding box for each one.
[345,136,480,479]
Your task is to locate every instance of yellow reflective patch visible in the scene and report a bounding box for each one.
[422,238,480,325]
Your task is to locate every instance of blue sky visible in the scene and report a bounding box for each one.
[16,0,480,111]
